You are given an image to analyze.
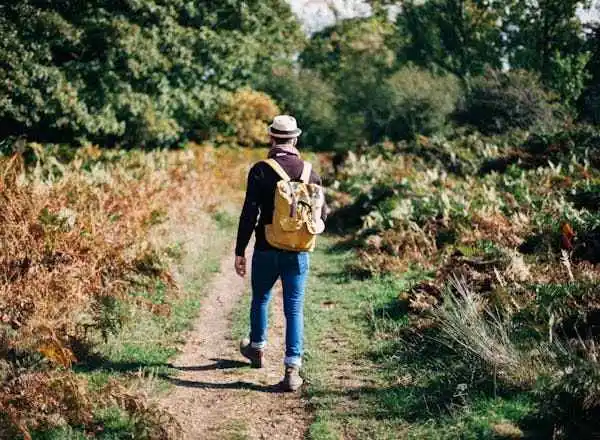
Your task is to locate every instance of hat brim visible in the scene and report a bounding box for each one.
[268,126,302,138]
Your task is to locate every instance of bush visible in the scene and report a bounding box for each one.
[523,125,600,169]
[459,69,567,135]
[0,143,258,437]
[216,89,280,147]
[366,66,462,142]
[256,67,341,151]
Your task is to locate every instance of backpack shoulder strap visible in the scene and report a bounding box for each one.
[300,161,312,184]
[263,159,290,182]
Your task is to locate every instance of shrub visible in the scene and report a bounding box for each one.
[366,66,462,142]
[459,69,567,135]
[256,67,341,151]
[523,125,600,169]
[0,142,257,437]
[216,89,280,147]
[537,357,600,439]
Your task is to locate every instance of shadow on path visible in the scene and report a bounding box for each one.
[75,357,250,374]
[160,375,284,394]
[160,357,286,393]
[172,358,249,371]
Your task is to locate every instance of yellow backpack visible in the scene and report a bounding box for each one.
[263,159,325,252]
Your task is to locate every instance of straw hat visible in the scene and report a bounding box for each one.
[267,115,302,138]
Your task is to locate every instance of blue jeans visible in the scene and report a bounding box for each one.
[250,249,309,367]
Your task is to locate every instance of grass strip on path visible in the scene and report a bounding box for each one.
[304,237,536,440]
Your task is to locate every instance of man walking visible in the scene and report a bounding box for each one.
[234,115,326,392]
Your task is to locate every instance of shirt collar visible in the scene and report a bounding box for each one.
[267,145,300,158]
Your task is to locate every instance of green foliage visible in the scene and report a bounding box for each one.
[537,358,600,439]
[327,110,600,434]
[94,296,129,341]
[523,125,600,168]
[31,426,88,440]
[216,88,280,147]
[300,17,396,81]
[366,67,461,141]
[256,66,341,150]
[0,1,303,147]
[297,18,461,147]
[459,69,566,134]
[581,25,600,124]
[503,0,588,98]
[499,0,595,113]
[546,51,591,112]
[528,282,597,325]
[297,17,399,149]
[397,0,504,79]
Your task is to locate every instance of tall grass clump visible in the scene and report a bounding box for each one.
[433,277,537,387]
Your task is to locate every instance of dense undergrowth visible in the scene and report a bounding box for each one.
[327,125,600,438]
[0,143,260,439]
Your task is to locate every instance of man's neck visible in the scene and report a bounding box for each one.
[268,143,300,158]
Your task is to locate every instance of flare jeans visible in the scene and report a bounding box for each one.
[249,249,309,367]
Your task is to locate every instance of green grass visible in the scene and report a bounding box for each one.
[232,288,252,343]
[35,212,237,440]
[304,237,537,439]
[33,407,153,440]
[80,213,234,376]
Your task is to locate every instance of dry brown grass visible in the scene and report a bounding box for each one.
[433,276,546,387]
[0,143,263,438]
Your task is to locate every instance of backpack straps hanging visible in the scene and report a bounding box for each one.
[300,161,312,183]
[264,159,291,182]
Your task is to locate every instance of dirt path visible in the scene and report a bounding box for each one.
[159,250,310,440]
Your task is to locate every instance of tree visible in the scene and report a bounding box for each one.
[580,23,600,123]
[503,0,588,76]
[396,0,504,80]
[298,17,399,147]
[0,0,304,147]
[300,16,396,81]
[503,0,591,108]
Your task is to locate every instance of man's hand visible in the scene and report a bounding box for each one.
[235,256,247,278]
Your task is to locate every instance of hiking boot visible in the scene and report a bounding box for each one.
[281,365,303,392]
[239,339,264,368]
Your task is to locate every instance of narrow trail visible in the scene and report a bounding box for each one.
[159,250,310,440]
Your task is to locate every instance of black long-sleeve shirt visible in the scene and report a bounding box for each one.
[235,153,326,257]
